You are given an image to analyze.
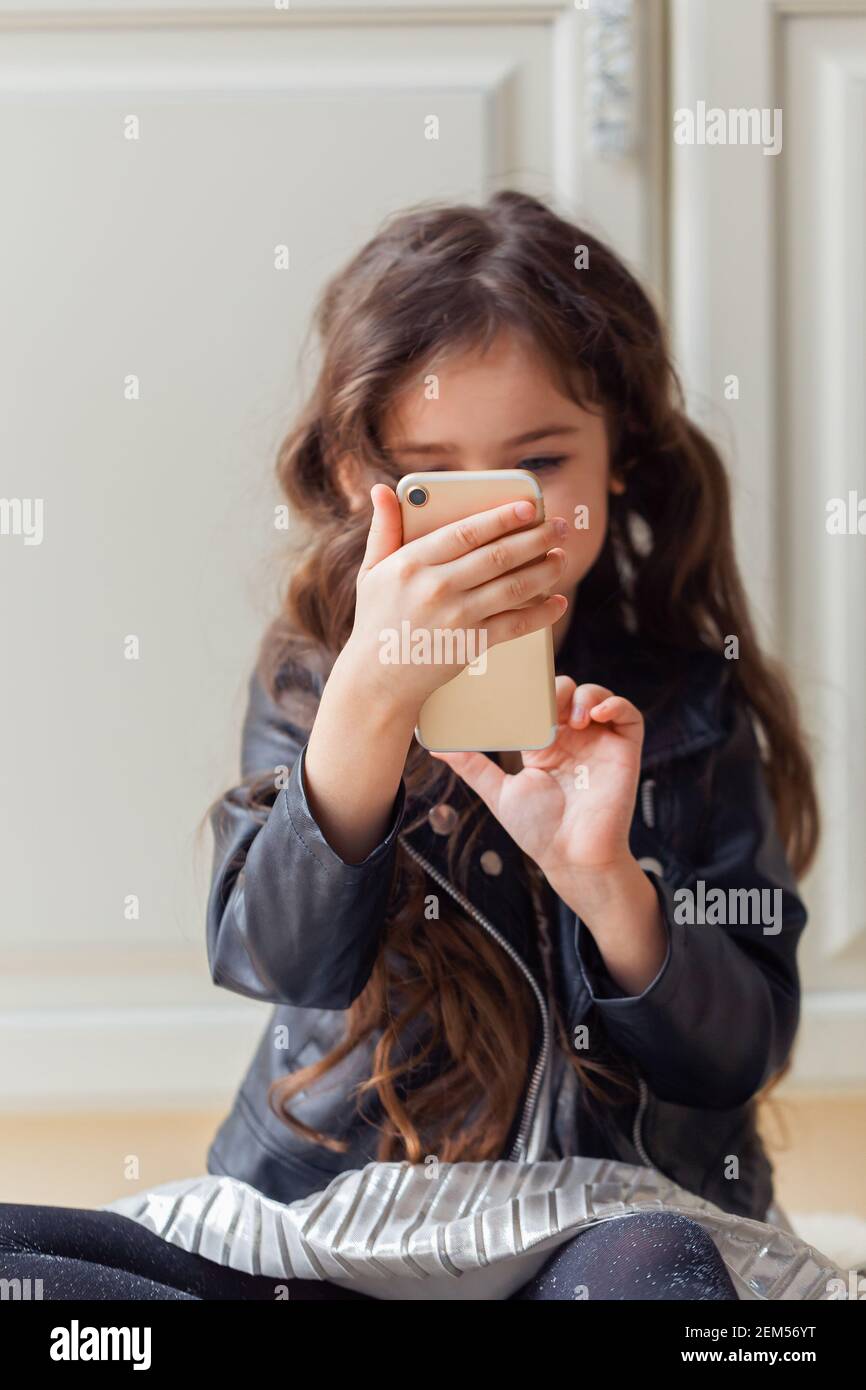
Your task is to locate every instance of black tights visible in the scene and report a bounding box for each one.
[513,1209,739,1300]
[0,1202,738,1301]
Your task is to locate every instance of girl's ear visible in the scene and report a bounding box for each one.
[609,471,627,496]
[335,454,369,512]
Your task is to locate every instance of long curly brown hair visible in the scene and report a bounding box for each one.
[222,190,818,1164]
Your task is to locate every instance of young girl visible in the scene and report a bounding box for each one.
[1,190,830,1301]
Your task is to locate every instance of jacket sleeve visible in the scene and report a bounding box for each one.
[575,700,806,1109]
[206,665,407,1008]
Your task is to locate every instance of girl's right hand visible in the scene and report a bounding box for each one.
[340,482,570,720]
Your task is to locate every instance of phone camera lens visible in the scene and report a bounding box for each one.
[407,486,428,507]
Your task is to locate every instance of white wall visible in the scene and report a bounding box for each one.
[0,0,665,1108]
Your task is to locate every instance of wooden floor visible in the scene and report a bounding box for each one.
[0,1088,863,1218]
[756,1088,866,1218]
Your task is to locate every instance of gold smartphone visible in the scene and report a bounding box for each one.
[396,470,558,752]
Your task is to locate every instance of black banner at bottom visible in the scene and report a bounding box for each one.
[2,1293,861,1375]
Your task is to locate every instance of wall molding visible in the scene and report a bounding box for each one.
[0,0,669,294]
[781,14,866,966]
[0,56,519,90]
[1,2,586,30]
[670,0,866,640]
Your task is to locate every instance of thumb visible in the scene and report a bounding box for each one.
[430,749,507,816]
[359,484,403,575]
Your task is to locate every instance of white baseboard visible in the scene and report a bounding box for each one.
[0,990,863,1111]
[789,992,866,1089]
[0,1002,266,1111]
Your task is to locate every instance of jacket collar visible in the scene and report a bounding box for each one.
[553,609,731,770]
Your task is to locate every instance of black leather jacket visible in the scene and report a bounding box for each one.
[205,616,806,1222]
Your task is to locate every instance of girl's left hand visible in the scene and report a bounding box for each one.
[431,677,644,886]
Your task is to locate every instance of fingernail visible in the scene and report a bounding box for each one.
[515,500,535,521]
[554,517,568,536]
[572,705,586,723]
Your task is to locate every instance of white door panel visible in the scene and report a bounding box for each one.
[671,0,866,1083]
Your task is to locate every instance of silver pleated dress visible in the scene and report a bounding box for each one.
[102,1154,848,1301]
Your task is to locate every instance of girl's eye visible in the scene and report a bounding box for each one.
[518,456,566,473]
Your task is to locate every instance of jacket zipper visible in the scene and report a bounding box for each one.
[640,778,656,829]
[398,834,550,1163]
[631,1076,655,1168]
